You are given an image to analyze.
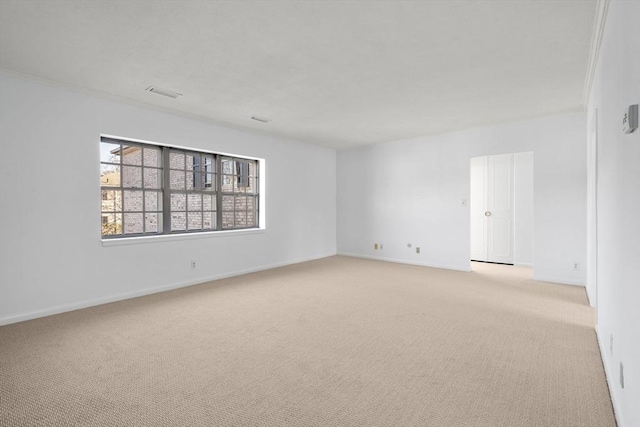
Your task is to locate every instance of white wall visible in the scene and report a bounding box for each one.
[0,75,337,325]
[514,151,534,265]
[337,112,586,284]
[587,1,640,425]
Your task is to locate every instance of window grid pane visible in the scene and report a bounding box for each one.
[167,148,223,233]
[220,156,259,230]
[101,140,163,237]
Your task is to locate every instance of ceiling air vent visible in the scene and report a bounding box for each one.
[251,116,271,123]
[146,86,182,99]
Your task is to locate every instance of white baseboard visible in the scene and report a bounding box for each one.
[0,252,336,326]
[338,252,472,272]
[514,262,533,267]
[586,288,596,307]
[596,326,623,427]
[532,274,585,287]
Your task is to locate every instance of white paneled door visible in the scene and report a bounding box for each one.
[470,154,514,264]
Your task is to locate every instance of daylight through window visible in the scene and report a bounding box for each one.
[100,137,259,238]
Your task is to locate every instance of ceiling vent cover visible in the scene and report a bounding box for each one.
[146,86,182,99]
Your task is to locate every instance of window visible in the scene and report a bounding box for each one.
[221,157,259,230]
[100,137,259,238]
[168,150,216,232]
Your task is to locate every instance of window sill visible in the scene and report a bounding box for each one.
[101,228,265,247]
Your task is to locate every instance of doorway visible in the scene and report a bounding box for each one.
[470,152,533,266]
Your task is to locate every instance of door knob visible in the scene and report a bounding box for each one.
[485,211,492,217]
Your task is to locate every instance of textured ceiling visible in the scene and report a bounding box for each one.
[0,1,597,149]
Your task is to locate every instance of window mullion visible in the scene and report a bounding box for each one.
[162,147,171,234]
[216,155,223,231]
[119,143,125,234]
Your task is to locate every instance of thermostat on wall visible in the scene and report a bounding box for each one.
[622,104,638,134]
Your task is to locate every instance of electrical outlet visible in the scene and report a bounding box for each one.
[573,262,580,271]
[416,247,420,254]
[374,243,379,250]
[191,261,196,269]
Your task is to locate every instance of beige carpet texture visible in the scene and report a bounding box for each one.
[0,256,615,426]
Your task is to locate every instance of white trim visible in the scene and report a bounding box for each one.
[586,109,599,309]
[586,288,595,308]
[514,262,533,267]
[102,227,265,247]
[583,0,610,107]
[338,252,472,272]
[596,326,624,427]
[0,253,336,326]
[531,274,585,287]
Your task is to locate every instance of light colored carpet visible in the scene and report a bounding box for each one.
[0,256,615,426]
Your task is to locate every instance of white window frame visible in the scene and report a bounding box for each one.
[100,136,262,241]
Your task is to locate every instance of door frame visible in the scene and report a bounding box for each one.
[586,109,598,309]
[469,151,534,270]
